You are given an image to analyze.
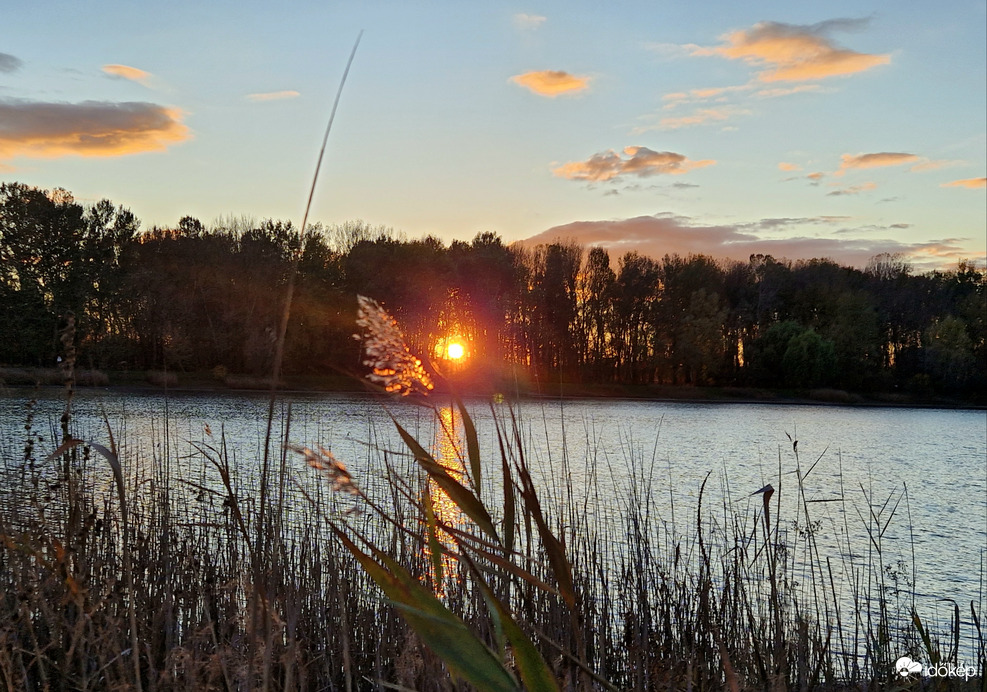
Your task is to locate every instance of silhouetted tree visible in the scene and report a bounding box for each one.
[1,181,983,398]
[925,315,976,394]
[578,247,617,380]
[613,252,659,384]
[526,242,581,380]
[657,254,724,384]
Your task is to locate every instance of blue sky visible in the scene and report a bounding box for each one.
[2,0,984,270]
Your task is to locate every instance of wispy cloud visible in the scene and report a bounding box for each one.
[837,152,918,175]
[656,107,748,130]
[513,13,546,30]
[786,152,931,189]
[941,177,986,189]
[743,215,851,231]
[636,105,750,132]
[755,84,823,98]
[642,19,885,133]
[246,90,300,102]
[827,182,877,196]
[521,213,972,269]
[656,85,755,130]
[644,42,706,59]
[909,158,964,172]
[102,64,152,87]
[0,52,23,73]
[662,84,751,109]
[0,98,189,160]
[553,146,715,182]
[511,70,590,96]
[699,19,890,82]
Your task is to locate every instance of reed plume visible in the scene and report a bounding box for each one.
[354,294,435,395]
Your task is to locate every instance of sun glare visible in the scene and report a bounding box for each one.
[446,341,465,360]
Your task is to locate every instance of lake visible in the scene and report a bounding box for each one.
[2,388,984,659]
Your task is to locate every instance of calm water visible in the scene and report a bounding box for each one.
[2,388,985,652]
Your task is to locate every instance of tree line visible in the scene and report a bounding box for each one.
[1,182,984,397]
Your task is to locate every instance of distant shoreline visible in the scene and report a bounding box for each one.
[2,367,982,411]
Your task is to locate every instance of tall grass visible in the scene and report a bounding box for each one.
[1,371,983,688]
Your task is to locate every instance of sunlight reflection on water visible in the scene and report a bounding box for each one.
[423,406,466,593]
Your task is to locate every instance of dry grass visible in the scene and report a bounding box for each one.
[1,391,983,690]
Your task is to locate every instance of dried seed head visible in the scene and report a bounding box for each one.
[354,295,434,396]
[291,445,361,495]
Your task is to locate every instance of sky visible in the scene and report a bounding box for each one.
[1,0,985,271]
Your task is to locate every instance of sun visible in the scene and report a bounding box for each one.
[446,341,465,360]
[434,335,468,362]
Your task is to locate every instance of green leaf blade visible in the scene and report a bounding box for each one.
[393,418,500,542]
[454,395,482,497]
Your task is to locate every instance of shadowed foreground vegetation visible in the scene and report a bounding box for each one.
[1,182,984,401]
[1,311,983,690]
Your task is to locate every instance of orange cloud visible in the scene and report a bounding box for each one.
[102,64,152,86]
[511,70,590,96]
[689,85,749,99]
[522,213,972,270]
[704,20,890,82]
[553,146,715,182]
[0,99,189,160]
[941,177,986,189]
[246,90,300,102]
[837,152,919,175]
[778,162,802,171]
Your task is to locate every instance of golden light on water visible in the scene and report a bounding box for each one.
[425,406,464,594]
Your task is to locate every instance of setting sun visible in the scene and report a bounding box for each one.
[446,341,465,360]
[434,335,468,362]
